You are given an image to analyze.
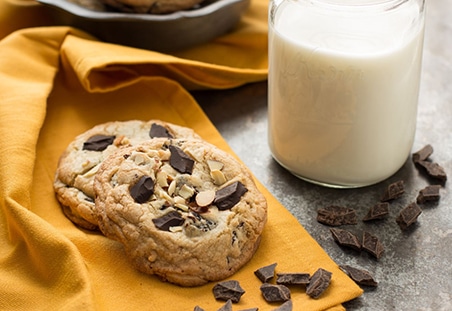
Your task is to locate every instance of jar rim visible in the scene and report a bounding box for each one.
[308,0,420,12]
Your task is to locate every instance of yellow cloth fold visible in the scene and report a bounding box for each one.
[0,1,363,310]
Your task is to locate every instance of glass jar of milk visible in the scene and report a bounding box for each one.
[268,0,426,188]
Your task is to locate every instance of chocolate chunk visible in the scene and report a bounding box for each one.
[216,300,232,311]
[129,176,154,203]
[362,231,384,259]
[214,181,248,211]
[152,211,184,231]
[254,262,277,283]
[412,144,433,163]
[272,300,292,311]
[260,283,291,302]
[416,185,441,204]
[380,180,405,202]
[330,228,361,251]
[362,202,389,221]
[82,134,115,151]
[339,265,378,287]
[396,202,422,230]
[238,308,259,311]
[276,273,310,285]
[306,268,332,299]
[416,161,447,182]
[169,145,195,174]
[193,306,206,311]
[149,123,173,138]
[316,206,357,226]
[212,280,245,303]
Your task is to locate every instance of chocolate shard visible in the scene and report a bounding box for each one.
[416,185,441,204]
[412,144,433,163]
[254,262,277,283]
[216,299,233,311]
[214,181,248,211]
[416,161,447,182]
[169,145,195,174]
[149,123,173,138]
[152,211,184,231]
[339,265,378,287]
[306,268,332,299]
[362,231,384,259]
[82,134,115,151]
[130,176,154,203]
[272,300,293,311]
[212,280,245,303]
[316,206,357,226]
[396,202,422,230]
[193,306,206,311]
[276,273,310,286]
[238,308,259,311]
[260,283,291,302]
[362,202,390,221]
[330,228,361,251]
[380,180,405,202]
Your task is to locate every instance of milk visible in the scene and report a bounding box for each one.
[268,0,425,187]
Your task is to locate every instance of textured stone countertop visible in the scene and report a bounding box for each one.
[192,0,451,309]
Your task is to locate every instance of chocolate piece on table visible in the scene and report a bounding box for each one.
[316,206,357,226]
[330,228,361,251]
[362,202,390,221]
[212,280,245,303]
[276,273,310,285]
[412,144,433,163]
[272,300,293,311]
[217,299,233,311]
[306,268,332,299]
[416,161,448,182]
[214,181,248,211]
[193,306,206,311]
[238,308,259,311]
[339,265,378,287]
[149,123,174,138]
[169,145,195,174]
[82,134,115,151]
[380,180,405,202]
[362,231,384,259]
[416,185,441,204]
[254,262,277,283]
[396,202,422,230]
[152,211,184,231]
[260,283,291,302]
[129,175,154,203]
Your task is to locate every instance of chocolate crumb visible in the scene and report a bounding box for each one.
[276,273,310,286]
[306,268,332,299]
[214,181,248,210]
[362,202,390,221]
[152,211,184,231]
[412,144,433,163]
[416,185,441,204]
[330,228,361,251]
[396,202,422,230]
[380,180,405,202]
[149,123,173,138]
[217,299,233,311]
[339,265,378,287]
[169,145,195,174]
[193,306,206,311]
[416,161,447,182]
[82,134,115,151]
[129,176,154,203]
[212,280,245,303]
[260,283,291,302]
[317,206,357,226]
[362,231,384,259]
[271,300,292,311]
[254,263,277,283]
[238,308,259,311]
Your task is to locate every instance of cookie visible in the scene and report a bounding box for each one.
[94,138,267,286]
[54,120,200,230]
[100,0,205,14]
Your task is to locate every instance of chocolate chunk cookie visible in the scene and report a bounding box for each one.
[100,0,206,14]
[93,138,267,286]
[54,120,200,230]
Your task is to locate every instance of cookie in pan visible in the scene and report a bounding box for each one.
[94,138,267,286]
[54,120,200,230]
[100,0,206,14]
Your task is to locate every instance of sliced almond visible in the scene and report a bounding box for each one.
[207,159,224,171]
[156,171,169,188]
[174,202,189,212]
[179,184,195,199]
[211,169,227,185]
[195,190,215,207]
[168,179,177,196]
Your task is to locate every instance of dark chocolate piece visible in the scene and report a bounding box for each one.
[316,206,357,226]
[412,144,433,163]
[330,228,361,251]
[216,300,233,311]
[362,202,390,221]
[82,134,115,151]
[152,211,184,231]
[254,262,277,283]
[416,185,441,204]
[214,181,248,211]
[306,268,332,299]
[276,273,310,285]
[339,265,378,287]
[271,300,292,311]
[193,306,206,311]
[212,280,245,303]
[380,180,405,202]
[169,145,195,174]
[260,283,291,302]
[129,176,154,203]
[396,202,422,230]
[149,123,173,138]
[238,308,259,311]
[362,231,384,259]
[416,161,447,182]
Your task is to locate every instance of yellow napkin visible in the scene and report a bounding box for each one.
[0,1,363,310]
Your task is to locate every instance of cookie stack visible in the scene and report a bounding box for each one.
[54,120,267,286]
